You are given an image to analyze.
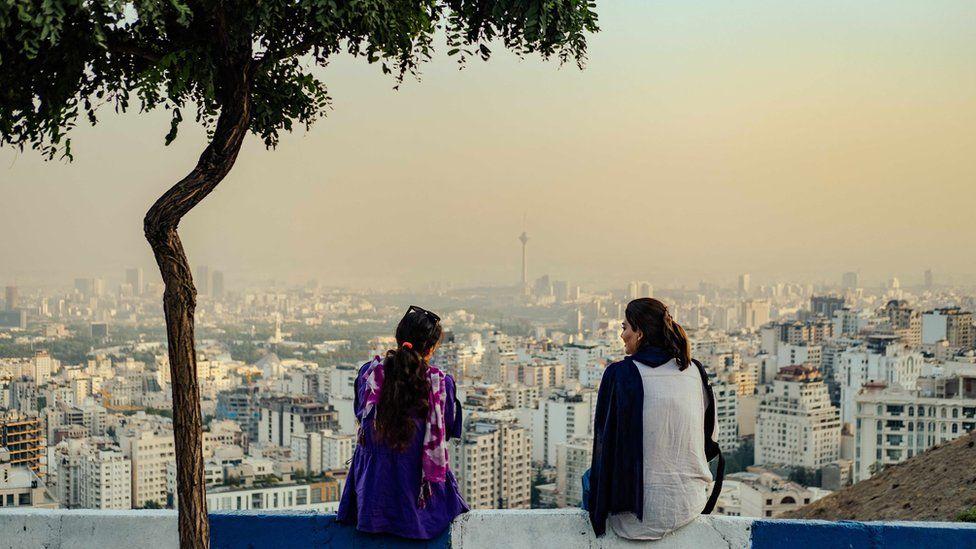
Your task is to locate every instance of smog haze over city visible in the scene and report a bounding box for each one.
[3,1,976,290]
[2,0,976,540]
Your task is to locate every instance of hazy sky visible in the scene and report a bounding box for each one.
[2,1,975,290]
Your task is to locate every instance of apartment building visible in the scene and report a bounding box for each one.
[118,428,174,508]
[755,366,840,469]
[555,436,591,507]
[531,391,595,465]
[713,379,740,452]
[836,340,923,424]
[450,418,531,509]
[0,411,45,477]
[852,363,976,482]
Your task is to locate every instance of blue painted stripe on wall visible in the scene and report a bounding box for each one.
[209,512,451,549]
[751,519,976,549]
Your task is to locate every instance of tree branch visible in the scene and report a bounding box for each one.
[254,37,318,69]
[103,32,164,63]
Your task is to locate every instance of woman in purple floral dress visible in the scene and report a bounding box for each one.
[337,305,468,539]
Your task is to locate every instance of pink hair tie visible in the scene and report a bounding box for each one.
[401,342,413,350]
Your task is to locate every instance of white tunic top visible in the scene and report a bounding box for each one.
[608,358,714,540]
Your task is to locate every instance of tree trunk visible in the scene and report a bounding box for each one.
[144,63,252,549]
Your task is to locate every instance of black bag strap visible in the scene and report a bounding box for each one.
[692,359,724,515]
[703,449,725,514]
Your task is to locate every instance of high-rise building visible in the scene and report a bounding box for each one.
[31,351,56,387]
[118,428,174,508]
[0,411,45,478]
[74,278,91,296]
[832,308,870,337]
[258,397,338,448]
[711,306,738,332]
[835,340,923,424]
[740,299,770,331]
[51,440,85,508]
[450,418,531,509]
[505,360,566,390]
[73,278,103,297]
[531,391,596,465]
[4,286,17,311]
[852,364,976,482]
[713,379,740,452]
[502,384,540,410]
[733,363,758,397]
[558,343,604,382]
[882,300,922,348]
[921,307,974,351]
[841,271,859,289]
[125,268,144,296]
[0,309,27,329]
[215,386,263,442]
[212,270,225,298]
[8,378,38,412]
[924,269,934,289]
[290,429,356,475]
[738,273,751,295]
[775,343,822,372]
[626,281,653,300]
[195,265,210,296]
[481,333,519,384]
[82,448,131,509]
[772,319,835,347]
[811,295,846,319]
[639,281,653,299]
[533,274,553,298]
[754,366,841,469]
[321,431,355,471]
[551,280,570,302]
[555,436,592,507]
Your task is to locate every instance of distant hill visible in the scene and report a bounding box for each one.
[785,431,976,522]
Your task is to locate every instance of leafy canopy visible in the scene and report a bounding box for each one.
[0,0,599,160]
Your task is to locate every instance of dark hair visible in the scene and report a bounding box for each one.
[625,298,692,370]
[374,306,443,451]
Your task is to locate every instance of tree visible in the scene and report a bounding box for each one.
[958,507,976,523]
[788,466,811,486]
[1,2,598,547]
[724,437,755,474]
[530,468,549,508]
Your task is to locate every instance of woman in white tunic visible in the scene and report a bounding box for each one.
[590,298,715,540]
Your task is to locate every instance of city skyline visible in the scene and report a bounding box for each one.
[0,264,959,295]
[2,1,976,288]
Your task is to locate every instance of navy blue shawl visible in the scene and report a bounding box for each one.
[586,346,673,537]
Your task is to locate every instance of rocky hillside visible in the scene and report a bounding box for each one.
[785,431,976,521]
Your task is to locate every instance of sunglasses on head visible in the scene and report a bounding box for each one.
[407,305,441,323]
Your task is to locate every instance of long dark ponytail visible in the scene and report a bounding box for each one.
[625,297,692,370]
[374,306,443,451]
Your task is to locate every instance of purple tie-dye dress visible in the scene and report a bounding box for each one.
[336,361,469,539]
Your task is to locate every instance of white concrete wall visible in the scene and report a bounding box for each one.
[0,509,179,549]
[2,508,973,549]
[451,510,752,549]
[0,509,751,548]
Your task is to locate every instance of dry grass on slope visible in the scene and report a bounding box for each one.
[784,431,976,522]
